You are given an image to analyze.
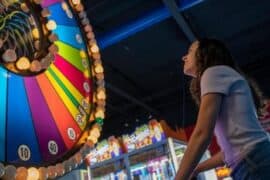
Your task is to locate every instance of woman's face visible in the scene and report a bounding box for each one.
[182,41,199,77]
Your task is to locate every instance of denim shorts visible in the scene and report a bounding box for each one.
[231,140,270,180]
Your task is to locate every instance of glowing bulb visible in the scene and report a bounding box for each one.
[3,165,16,180]
[93,59,102,66]
[48,33,58,42]
[2,49,17,62]
[47,166,56,179]
[84,24,92,32]
[90,44,99,53]
[48,44,59,54]
[87,136,97,144]
[30,60,42,72]
[97,89,106,100]
[41,8,51,17]
[72,0,81,5]
[27,167,39,180]
[89,39,97,46]
[16,167,28,180]
[94,64,104,73]
[75,4,84,12]
[46,20,57,30]
[32,28,40,39]
[81,18,89,26]
[92,53,101,60]
[86,139,94,147]
[21,3,29,12]
[97,99,106,107]
[90,127,101,138]
[86,31,94,39]
[38,167,48,180]
[16,57,30,70]
[55,164,64,176]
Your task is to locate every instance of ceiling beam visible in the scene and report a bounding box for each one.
[162,0,197,42]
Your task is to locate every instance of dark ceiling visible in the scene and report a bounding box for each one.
[83,0,270,138]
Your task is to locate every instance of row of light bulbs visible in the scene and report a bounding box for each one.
[0,0,106,179]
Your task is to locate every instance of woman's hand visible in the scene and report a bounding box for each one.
[191,166,200,177]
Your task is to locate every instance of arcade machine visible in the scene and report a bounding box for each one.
[88,120,218,180]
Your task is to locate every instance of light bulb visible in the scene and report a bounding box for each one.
[46,20,57,30]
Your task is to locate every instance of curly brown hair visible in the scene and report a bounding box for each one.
[189,38,263,113]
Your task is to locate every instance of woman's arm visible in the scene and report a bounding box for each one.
[175,93,223,180]
[193,151,225,176]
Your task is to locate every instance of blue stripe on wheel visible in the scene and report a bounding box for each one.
[7,74,41,164]
[0,67,7,161]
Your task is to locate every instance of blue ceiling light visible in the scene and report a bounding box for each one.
[96,0,205,49]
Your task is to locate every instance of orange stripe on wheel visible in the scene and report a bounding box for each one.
[36,74,81,148]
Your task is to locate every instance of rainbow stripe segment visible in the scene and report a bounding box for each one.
[0,0,93,165]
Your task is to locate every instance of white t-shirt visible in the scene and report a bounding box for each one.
[201,65,269,168]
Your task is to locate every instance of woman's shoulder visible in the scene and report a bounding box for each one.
[202,65,242,79]
[205,65,237,73]
[200,65,245,96]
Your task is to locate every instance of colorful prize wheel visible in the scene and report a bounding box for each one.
[0,0,105,179]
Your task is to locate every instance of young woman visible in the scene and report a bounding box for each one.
[175,38,270,180]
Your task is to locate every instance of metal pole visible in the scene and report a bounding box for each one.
[162,0,197,42]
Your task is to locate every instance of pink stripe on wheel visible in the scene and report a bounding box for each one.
[54,54,92,96]
[42,0,62,7]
